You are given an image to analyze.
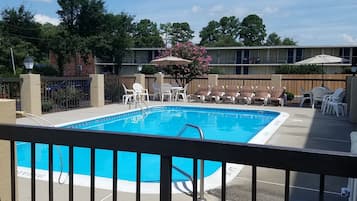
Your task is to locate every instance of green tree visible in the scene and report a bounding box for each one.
[0,5,42,75]
[160,22,172,47]
[239,14,266,46]
[48,27,84,75]
[1,5,41,45]
[265,32,297,46]
[265,32,281,46]
[76,0,106,37]
[133,19,164,48]
[282,37,297,45]
[199,20,220,46]
[199,16,241,47]
[169,22,194,46]
[219,16,240,39]
[97,13,134,74]
[57,0,83,34]
[39,23,60,60]
[158,42,211,86]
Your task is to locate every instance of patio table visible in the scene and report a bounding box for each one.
[171,86,183,101]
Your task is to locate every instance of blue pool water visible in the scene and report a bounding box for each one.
[17,106,279,182]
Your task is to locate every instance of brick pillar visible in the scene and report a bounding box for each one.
[90,74,104,107]
[20,74,41,116]
[0,99,17,201]
[208,74,218,87]
[271,74,282,88]
[135,73,146,89]
[154,72,164,88]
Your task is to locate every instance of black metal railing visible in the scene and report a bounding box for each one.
[41,77,91,113]
[0,77,21,110]
[1,124,357,201]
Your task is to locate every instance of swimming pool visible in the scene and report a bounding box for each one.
[17,105,288,193]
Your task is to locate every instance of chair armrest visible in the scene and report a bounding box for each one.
[127,89,135,94]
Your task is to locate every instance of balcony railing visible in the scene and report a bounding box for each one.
[1,124,357,201]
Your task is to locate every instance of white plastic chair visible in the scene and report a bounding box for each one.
[299,87,312,107]
[122,83,135,104]
[160,83,172,102]
[311,87,331,109]
[152,82,161,101]
[321,88,345,117]
[133,83,150,103]
[176,84,188,102]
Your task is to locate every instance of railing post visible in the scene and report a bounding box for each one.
[135,74,146,89]
[154,72,164,87]
[271,74,282,88]
[0,99,17,201]
[208,74,218,87]
[199,159,205,201]
[160,155,172,201]
[20,74,42,116]
[90,74,104,107]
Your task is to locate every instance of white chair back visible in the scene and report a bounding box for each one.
[161,83,172,93]
[311,87,329,100]
[133,83,144,93]
[331,88,345,102]
[152,82,160,93]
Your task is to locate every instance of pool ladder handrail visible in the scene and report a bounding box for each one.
[17,112,66,184]
[177,123,204,140]
[177,123,205,201]
[133,96,149,116]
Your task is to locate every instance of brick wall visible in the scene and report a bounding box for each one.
[49,52,96,76]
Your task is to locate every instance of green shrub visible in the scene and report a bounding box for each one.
[53,86,82,108]
[276,64,323,74]
[33,64,59,76]
[208,67,222,74]
[140,65,158,74]
[285,91,294,101]
[42,100,54,113]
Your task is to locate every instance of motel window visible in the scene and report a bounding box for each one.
[296,48,303,62]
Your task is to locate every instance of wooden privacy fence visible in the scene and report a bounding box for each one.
[104,75,136,104]
[281,74,347,96]
[104,74,349,101]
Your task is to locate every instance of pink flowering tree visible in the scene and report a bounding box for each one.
[157,42,212,86]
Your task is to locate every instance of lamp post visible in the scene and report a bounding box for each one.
[352,66,357,77]
[137,65,143,73]
[23,56,34,73]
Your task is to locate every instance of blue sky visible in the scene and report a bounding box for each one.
[1,0,357,45]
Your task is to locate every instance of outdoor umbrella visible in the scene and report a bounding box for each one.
[295,54,348,87]
[150,56,192,66]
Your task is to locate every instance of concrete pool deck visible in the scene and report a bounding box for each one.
[16,102,357,201]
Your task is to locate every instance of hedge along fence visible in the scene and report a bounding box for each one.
[104,74,349,102]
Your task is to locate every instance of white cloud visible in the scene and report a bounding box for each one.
[34,14,60,25]
[192,5,201,13]
[263,6,279,14]
[231,7,248,18]
[342,34,357,45]
[209,5,224,15]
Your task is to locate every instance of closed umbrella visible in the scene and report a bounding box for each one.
[150,56,192,66]
[295,54,348,87]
